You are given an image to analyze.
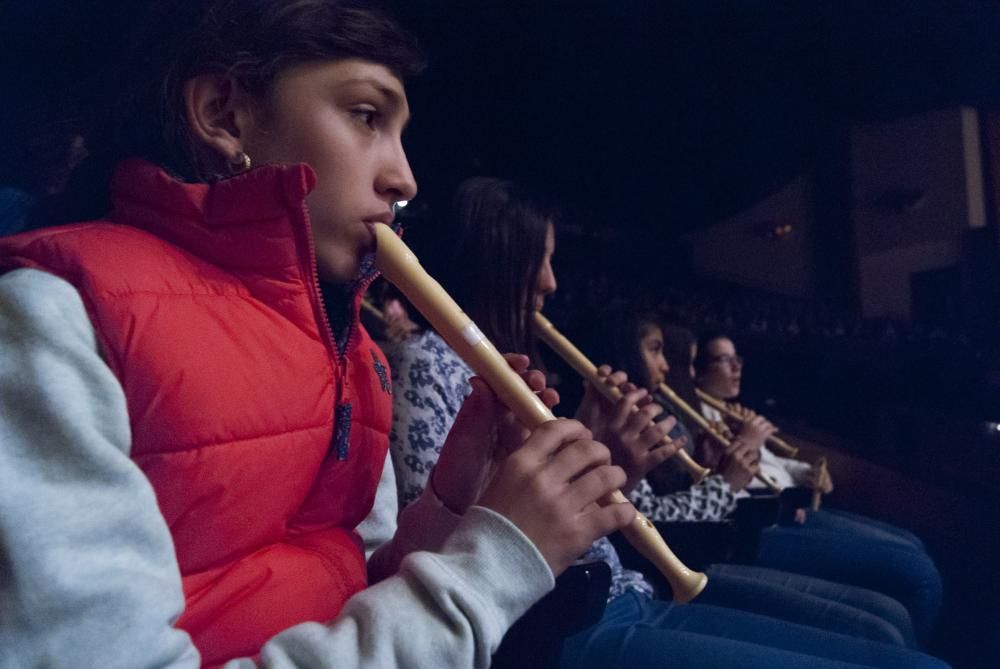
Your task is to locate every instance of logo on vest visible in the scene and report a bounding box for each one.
[372,350,391,394]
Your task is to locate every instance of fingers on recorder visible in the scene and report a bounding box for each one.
[750,415,778,437]
[620,408,679,491]
[739,415,776,446]
[726,436,759,460]
[504,353,560,411]
[608,385,651,433]
[595,364,628,390]
[720,438,760,489]
[477,419,635,576]
[625,405,678,470]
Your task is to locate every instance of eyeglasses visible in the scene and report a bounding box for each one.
[708,354,743,368]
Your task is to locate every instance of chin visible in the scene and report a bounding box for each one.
[317,251,362,285]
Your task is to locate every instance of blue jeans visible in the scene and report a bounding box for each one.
[756,510,942,644]
[559,592,949,669]
[701,563,916,647]
[805,509,926,550]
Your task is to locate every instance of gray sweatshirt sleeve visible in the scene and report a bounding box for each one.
[0,268,553,669]
[245,506,552,669]
[356,454,399,562]
[0,269,199,669]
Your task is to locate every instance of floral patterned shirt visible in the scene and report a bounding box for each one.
[382,330,652,601]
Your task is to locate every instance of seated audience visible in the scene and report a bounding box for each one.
[381,176,950,667]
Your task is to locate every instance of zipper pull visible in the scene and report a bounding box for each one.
[333,403,353,461]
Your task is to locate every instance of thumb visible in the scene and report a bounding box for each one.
[434,377,502,514]
[576,381,599,421]
[450,377,500,442]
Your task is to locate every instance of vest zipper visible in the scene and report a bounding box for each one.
[296,214,339,362]
[296,207,380,365]
[295,199,383,460]
[342,270,380,362]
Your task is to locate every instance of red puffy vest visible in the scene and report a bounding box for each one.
[0,160,393,666]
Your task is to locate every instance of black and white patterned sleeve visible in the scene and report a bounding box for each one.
[629,474,739,522]
[385,332,472,508]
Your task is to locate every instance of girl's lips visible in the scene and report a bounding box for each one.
[363,210,396,227]
[362,221,384,253]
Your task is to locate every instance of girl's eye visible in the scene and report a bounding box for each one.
[352,106,378,129]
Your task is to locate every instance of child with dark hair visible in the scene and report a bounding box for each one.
[593,314,763,511]
[693,332,944,645]
[0,3,635,667]
[627,324,941,648]
[382,177,950,668]
[590,313,922,649]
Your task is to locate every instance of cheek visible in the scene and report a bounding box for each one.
[279,116,357,193]
[644,353,657,375]
[304,172,353,227]
[304,188,337,235]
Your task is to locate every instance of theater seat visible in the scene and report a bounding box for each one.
[491,561,612,669]
[608,496,784,598]
[609,522,734,598]
[776,486,815,525]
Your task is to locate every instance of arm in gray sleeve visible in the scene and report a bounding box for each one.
[244,506,553,669]
[365,462,467,583]
[0,269,199,669]
[283,434,550,668]
[356,454,399,562]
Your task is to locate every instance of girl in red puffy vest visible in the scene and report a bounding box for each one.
[0,2,634,667]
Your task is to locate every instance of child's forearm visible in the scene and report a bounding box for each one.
[250,507,553,669]
[366,470,465,583]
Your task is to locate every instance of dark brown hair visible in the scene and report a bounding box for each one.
[413,177,555,356]
[46,1,423,224]
[693,329,731,373]
[595,307,663,391]
[116,0,425,181]
[661,323,700,408]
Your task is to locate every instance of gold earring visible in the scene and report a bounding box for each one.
[229,151,252,174]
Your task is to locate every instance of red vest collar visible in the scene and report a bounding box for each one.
[109,158,319,275]
[112,158,317,226]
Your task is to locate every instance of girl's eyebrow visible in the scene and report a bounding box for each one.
[339,77,411,127]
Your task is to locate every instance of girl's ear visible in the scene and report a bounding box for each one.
[183,74,256,166]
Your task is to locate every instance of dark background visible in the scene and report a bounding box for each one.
[5,2,1000,667]
[8,0,1000,240]
[387,0,1000,234]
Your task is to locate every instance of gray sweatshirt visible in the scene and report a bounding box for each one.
[0,268,553,669]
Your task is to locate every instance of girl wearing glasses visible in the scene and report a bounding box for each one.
[692,332,943,647]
